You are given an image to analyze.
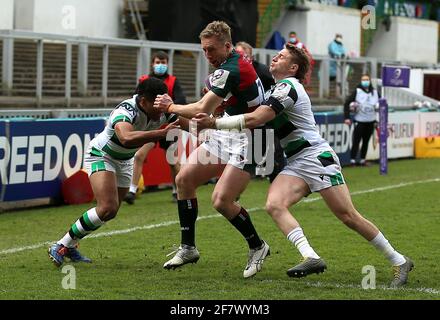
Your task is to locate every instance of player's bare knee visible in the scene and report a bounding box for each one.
[265,199,285,218]
[96,203,119,221]
[134,153,144,165]
[211,191,229,213]
[338,210,359,229]
[176,171,190,190]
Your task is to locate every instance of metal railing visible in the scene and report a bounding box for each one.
[1,29,439,111]
[254,49,380,99]
[376,79,440,109]
[0,108,112,119]
[0,29,209,107]
[255,49,440,102]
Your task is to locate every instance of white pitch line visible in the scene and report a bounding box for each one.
[0,215,221,255]
[0,241,54,255]
[1,177,439,257]
[301,281,440,295]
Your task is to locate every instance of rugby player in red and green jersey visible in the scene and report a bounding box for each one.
[154,21,270,278]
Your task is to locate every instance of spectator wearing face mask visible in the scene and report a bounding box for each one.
[344,74,379,167]
[141,50,187,105]
[288,31,304,49]
[328,33,346,81]
[124,51,187,204]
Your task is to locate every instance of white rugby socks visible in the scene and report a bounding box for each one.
[129,184,138,194]
[287,227,320,259]
[58,208,105,248]
[370,232,406,266]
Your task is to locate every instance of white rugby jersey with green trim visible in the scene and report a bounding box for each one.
[266,77,329,159]
[89,95,177,160]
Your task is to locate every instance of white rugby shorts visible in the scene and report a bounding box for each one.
[83,145,134,188]
[200,129,249,170]
[281,147,345,192]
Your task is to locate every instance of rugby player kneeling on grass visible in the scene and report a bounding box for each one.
[194,43,413,288]
[48,77,185,267]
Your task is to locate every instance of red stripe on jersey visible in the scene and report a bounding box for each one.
[237,53,258,91]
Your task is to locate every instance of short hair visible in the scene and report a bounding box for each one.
[199,21,232,43]
[285,43,310,84]
[289,31,297,35]
[151,50,169,63]
[236,41,253,56]
[136,77,168,102]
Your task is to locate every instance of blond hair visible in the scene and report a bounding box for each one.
[199,21,232,43]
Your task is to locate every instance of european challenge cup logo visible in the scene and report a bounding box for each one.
[390,68,404,86]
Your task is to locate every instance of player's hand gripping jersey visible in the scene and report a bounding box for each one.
[83,95,178,188]
[88,95,177,160]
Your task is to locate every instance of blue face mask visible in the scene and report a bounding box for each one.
[361,80,370,88]
[153,64,168,75]
[289,37,297,44]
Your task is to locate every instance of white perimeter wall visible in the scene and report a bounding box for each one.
[0,0,15,29]
[410,69,440,95]
[367,16,438,64]
[278,2,361,56]
[14,0,124,38]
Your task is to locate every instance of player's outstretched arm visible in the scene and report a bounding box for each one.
[154,91,224,119]
[242,106,276,129]
[193,105,276,131]
[115,120,180,148]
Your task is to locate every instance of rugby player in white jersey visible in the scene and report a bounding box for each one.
[194,43,413,287]
[48,77,181,267]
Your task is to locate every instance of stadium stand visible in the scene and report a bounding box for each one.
[0,0,439,223]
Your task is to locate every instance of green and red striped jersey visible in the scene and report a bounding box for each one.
[208,50,266,116]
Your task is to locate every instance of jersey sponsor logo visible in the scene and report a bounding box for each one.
[273,83,289,96]
[271,83,290,105]
[211,69,230,90]
[117,102,136,118]
[277,82,288,90]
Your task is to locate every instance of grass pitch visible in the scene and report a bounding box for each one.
[0,158,439,300]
